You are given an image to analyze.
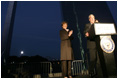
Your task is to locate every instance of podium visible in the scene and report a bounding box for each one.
[93,23,117,77]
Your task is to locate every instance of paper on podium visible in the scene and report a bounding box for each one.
[94,23,116,35]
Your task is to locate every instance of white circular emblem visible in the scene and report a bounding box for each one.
[100,37,115,53]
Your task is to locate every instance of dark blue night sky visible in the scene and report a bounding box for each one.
[1,1,117,60]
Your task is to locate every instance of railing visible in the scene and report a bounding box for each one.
[2,60,88,78]
[72,60,88,76]
[8,62,52,78]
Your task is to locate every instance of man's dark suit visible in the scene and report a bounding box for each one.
[84,23,97,76]
[60,29,74,77]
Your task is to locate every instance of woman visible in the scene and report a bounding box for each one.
[60,21,74,78]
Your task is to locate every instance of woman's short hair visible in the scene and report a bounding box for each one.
[61,21,68,26]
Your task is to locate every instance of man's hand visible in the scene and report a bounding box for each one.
[85,32,89,37]
[95,20,99,23]
[68,30,73,36]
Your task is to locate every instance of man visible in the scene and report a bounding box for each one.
[60,21,74,78]
[84,14,98,77]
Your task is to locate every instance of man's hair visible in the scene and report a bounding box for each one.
[88,14,95,19]
[61,21,68,26]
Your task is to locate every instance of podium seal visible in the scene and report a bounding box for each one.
[100,37,115,53]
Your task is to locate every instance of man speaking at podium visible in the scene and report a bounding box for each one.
[84,14,99,77]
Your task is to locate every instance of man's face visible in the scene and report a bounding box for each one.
[62,23,68,29]
[89,15,95,24]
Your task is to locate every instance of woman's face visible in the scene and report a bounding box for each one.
[62,23,68,29]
